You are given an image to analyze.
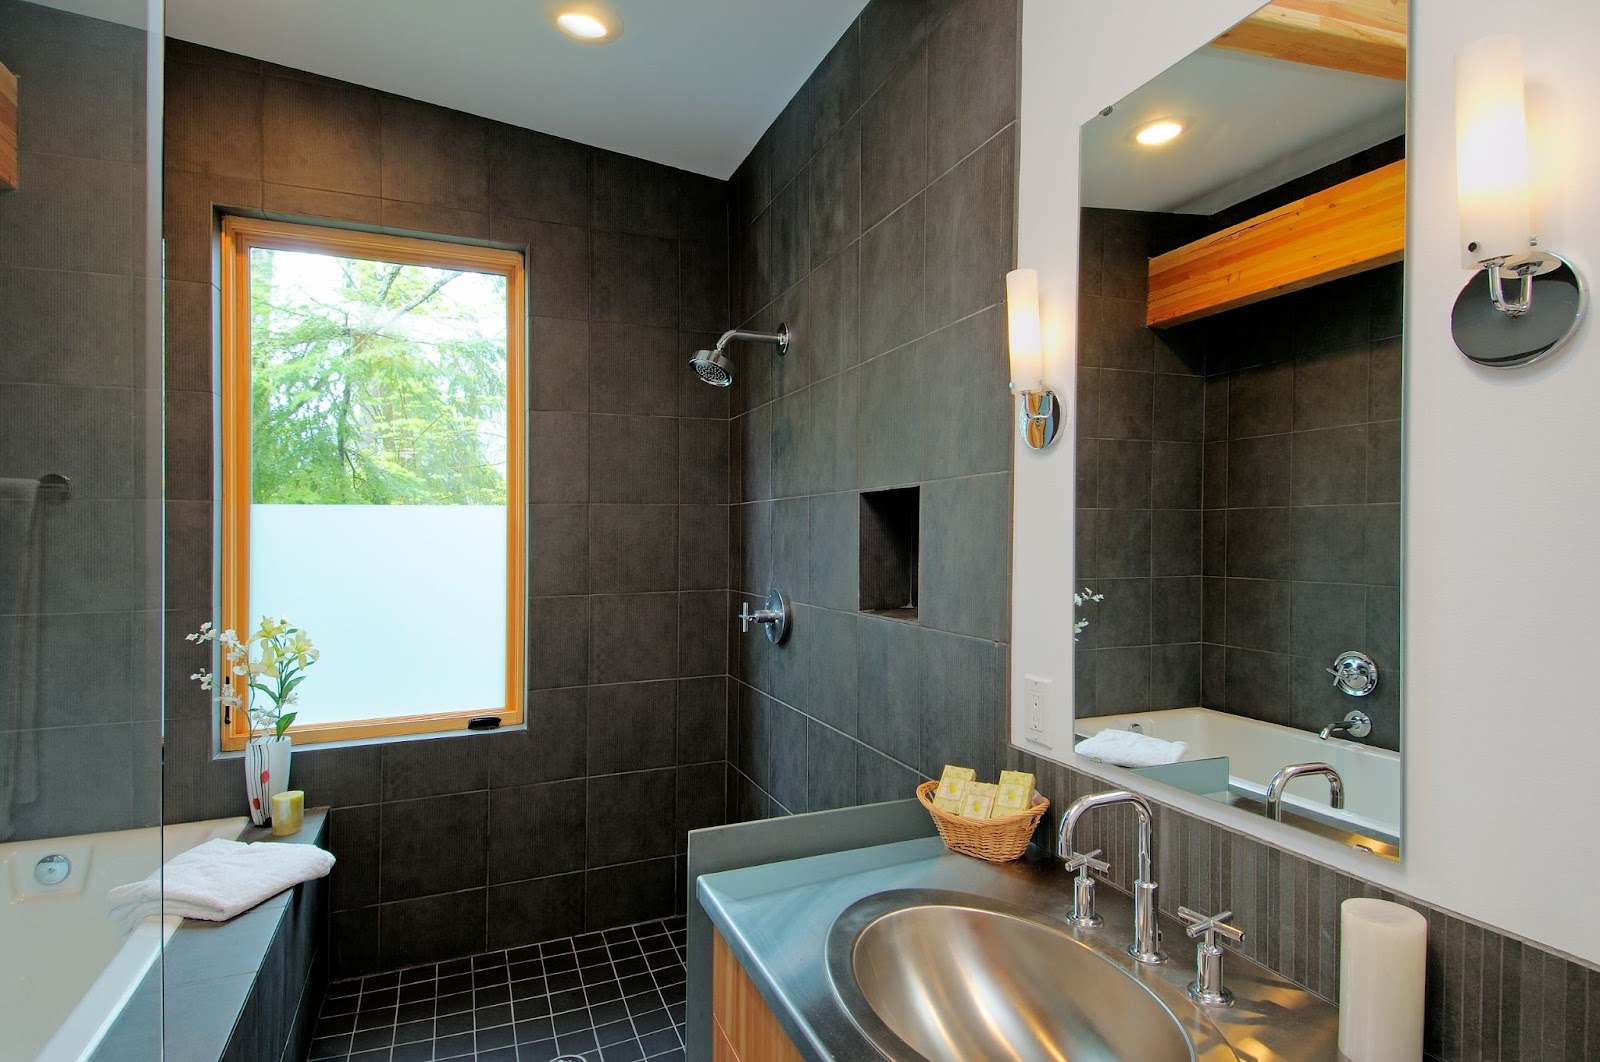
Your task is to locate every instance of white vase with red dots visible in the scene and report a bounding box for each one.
[244,735,293,826]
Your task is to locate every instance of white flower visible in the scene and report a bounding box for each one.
[1073,587,1104,641]
[190,669,214,690]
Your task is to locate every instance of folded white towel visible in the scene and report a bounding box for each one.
[106,838,335,936]
[1075,728,1189,769]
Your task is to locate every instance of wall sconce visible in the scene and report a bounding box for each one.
[1452,33,1586,367]
[1007,268,1060,449]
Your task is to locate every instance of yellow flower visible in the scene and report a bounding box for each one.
[289,629,320,665]
[257,616,287,639]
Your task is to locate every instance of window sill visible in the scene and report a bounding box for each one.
[212,722,526,759]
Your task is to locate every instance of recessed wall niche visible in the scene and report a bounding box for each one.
[859,487,920,619]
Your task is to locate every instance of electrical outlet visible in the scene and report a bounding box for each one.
[1025,674,1051,746]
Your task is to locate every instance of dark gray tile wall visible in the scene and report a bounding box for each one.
[0,0,163,842]
[1073,195,1402,753]
[159,40,734,976]
[724,0,1015,817]
[1008,751,1600,1062]
[1195,266,1404,751]
[1074,208,1208,721]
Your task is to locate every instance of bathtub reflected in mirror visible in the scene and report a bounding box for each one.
[1071,0,1407,858]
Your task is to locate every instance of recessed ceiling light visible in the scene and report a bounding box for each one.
[1134,119,1185,146]
[556,11,613,41]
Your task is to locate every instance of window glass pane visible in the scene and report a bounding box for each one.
[247,247,509,724]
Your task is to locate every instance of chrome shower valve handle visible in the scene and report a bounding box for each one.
[1326,650,1379,697]
[738,588,791,645]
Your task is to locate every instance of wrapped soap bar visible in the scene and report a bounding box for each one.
[960,782,998,819]
[935,765,975,813]
[994,771,1036,816]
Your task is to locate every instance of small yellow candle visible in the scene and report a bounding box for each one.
[270,790,304,837]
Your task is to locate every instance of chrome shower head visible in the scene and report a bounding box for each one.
[687,323,790,387]
[690,348,734,387]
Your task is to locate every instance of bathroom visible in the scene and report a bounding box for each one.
[0,0,1595,1058]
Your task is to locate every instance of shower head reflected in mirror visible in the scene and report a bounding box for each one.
[689,324,790,387]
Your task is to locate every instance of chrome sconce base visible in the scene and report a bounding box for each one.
[1015,386,1061,449]
[1452,252,1587,367]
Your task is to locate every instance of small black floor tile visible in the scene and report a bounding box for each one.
[309,916,688,1061]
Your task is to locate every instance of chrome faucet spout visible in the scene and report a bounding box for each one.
[1319,709,1372,741]
[1059,789,1164,964]
[1265,762,1345,822]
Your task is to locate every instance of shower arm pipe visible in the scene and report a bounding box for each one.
[715,325,789,355]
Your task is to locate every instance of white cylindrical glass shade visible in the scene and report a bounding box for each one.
[1006,268,1044,387]
[1456,33,1532,263]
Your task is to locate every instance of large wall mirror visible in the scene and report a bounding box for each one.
[1071,0,1407,859]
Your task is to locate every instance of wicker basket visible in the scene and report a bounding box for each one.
[916,780,1050,864]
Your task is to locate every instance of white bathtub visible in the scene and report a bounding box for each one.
[1,816,247,1062]
[1076,707,1400,844]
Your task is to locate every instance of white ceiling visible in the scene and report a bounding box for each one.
[1080,47,1406,215]
[44,0,869,178]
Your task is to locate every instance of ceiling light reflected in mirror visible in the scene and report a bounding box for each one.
[1134,119,1185,146]
[555,10,618,43]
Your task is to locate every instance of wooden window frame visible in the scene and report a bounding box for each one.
[217,216,526,751]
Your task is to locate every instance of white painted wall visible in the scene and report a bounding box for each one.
[1013,0,1600,965]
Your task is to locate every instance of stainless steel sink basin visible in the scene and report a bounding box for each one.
[828,890,1237,1062]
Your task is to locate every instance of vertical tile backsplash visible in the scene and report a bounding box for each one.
[1010,751,1600,1062]
[158,39,734,975]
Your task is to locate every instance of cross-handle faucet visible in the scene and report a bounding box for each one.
[1178,906,1245,1007]
[1061,848,1110,928]
[1265,762,1345,821]
[1059,790,1165,964]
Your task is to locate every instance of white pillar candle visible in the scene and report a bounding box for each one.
[1339,898,1428,1062]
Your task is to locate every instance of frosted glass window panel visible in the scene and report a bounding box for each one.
[250,505,507,723]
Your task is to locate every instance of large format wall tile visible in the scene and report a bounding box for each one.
[728,0,1017,846]
[160,34,733,973]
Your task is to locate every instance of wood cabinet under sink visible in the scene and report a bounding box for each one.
[712,928,804,1062]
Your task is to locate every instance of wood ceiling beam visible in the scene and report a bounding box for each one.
[1146,158,1406,328]
[0,62,17,191]
[1210,0,1408,81]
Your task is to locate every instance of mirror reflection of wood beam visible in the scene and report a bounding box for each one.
[1146,158,1406,327]
[0,61,17,191]
[1209,0,1408,81]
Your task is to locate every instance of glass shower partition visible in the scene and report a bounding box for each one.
[0,0,166,1058]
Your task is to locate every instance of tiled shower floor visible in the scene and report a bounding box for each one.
[307,917,688,1062]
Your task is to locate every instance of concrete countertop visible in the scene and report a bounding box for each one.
[698,836,1342,1061]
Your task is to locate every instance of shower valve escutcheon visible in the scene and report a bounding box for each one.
[739,588,791,645]
[1326,650,1379,697]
